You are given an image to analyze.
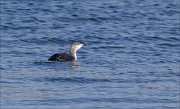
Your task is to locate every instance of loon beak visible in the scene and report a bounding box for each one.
[83,43,87,46]
[83,44,87,47]
[82,42,87,47]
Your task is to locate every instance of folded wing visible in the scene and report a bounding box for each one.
[48,53,75,61]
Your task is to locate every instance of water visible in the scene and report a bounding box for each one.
[1,0,180,109]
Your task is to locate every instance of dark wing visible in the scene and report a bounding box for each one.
[48,53,75,62]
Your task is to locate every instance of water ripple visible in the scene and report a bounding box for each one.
[1,0,179,108]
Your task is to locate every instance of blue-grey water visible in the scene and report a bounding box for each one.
[1,0,180,109]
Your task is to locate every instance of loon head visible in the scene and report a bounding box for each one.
[69,42,85,60]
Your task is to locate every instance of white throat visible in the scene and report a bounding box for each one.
[69,48,78,60]
[73,52,77,60]
[69,43,83,60]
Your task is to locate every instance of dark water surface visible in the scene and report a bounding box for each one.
[1,0,180,109]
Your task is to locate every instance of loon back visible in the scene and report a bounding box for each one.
[48,53,75,62]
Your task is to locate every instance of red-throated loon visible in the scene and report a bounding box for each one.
[48,42,85,62]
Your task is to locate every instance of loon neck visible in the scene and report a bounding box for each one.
[69,50,77,60]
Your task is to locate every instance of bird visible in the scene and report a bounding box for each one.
[48,42,85,62]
